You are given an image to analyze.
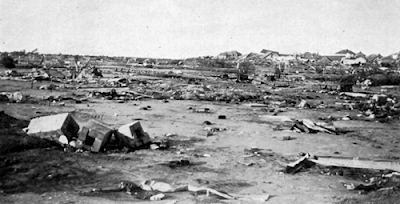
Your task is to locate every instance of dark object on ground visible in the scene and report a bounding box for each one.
[285,155,316,174]
[168,159,190,167]
[119,180,155,199]
[140,106,152,110]
[151,139,169,150]
[218,115,226,119]
[338,83,353,92]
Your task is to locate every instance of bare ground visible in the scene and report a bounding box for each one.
[0,78,399,204]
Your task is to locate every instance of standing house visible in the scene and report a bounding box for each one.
[355,52,366,59]
[341,57,367,66]
[336,49,356,58]
[340,51,367,66]
[321,55,345,64]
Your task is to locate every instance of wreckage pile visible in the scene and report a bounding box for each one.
[291,119,338,134]
[334,92,400,122]
[25,113,150,152]
[285,153,400,195]
[0,91,25,103]
[81,179,270,202]
[89,83,264,103]
[297,89,400,122]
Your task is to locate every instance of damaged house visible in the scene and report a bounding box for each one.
[216,51,242,60]
[260,49,280,59]
[366,54,382,64]
[380,52,399,68]
[76,67,103,80]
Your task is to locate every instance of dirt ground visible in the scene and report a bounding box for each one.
[1,76,400,204]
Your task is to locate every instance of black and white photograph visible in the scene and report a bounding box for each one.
[1,0,400,203]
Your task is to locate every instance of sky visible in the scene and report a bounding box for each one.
[0,0,399,58]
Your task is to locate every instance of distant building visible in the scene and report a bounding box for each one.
[366,54,382,64]
[238,52,272,65]
[316,56,333,66]
[381,53,399,63]
[260,49,280,58]
[341,57,367,66]
[299,52,319,63]
[216,51,242,60]
[380,53,399,67]
[355,52,366,59]
[321,55,345,63]
[335,49,356,58]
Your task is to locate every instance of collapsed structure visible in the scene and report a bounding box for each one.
[25,113,151,153]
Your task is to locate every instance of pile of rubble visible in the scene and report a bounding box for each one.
[335,92,400,121]
[87,83,264,103]
[24,113,151,153]
[297,90,400,122]
[0,92,25,103]
[82,179,270,202]
[285,153,400,194]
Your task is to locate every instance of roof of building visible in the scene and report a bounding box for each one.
[335,49,356,55]
[260,49,279,54]
[381,54,398,62]
[366,54,382,62]
[322,55,344,62]
[317,56,333,65]
[355,52,366,58]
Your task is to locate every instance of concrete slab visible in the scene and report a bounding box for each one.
[115,121,151,149]
[78,120,113,152]
[27,113,79,143]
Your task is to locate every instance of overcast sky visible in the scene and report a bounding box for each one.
[0,0,399,58]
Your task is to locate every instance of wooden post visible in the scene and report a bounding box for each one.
[31,71,34,89]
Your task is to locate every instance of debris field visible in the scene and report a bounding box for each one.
[1,57,400,204]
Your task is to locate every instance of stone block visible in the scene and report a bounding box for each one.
[115,121,151,149]
[78,120,113,152]
[27,113,79,143]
